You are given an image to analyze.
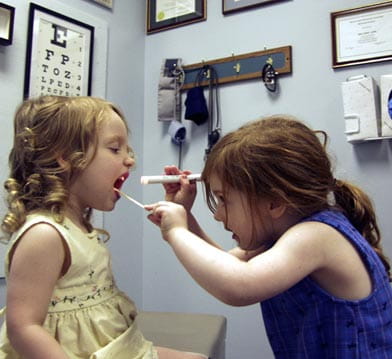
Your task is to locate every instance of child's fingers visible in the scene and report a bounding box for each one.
[144,201,169,215]
[145,203,164,226]
[164,165,181,176]
[147,213,161,226]
[163,182,181,192]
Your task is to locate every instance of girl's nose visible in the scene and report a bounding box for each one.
[125,155,135,168]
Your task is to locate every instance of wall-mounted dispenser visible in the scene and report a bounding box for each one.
[341,75,380,143]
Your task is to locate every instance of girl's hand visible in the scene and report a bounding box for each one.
[163,165,197,212]
[146,201,188,241]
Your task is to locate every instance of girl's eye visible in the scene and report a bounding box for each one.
[110,147,120,153]
[213,194,225,206]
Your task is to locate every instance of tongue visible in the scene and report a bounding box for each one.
[114,178,122,189]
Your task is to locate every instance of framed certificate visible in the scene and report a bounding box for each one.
[223,0,285,14]
[24,3,94,98]
[331,1,392,68]
[147,0,206,34]
[0,2,15,45]
[90,0,113,9]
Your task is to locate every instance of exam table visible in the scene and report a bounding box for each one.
[136,311,227,359]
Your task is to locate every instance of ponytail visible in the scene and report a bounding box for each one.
[334,179,391,280]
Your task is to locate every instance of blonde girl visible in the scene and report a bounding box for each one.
[0,96,205,359]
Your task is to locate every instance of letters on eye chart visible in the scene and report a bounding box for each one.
[24,4,94,98]
[36,24,85,97]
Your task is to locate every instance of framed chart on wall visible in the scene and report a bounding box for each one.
[331,2,392,68]
[24,3,94,99]
[0,2,15,45]
[223,0,285,14]
[147,0,206,34]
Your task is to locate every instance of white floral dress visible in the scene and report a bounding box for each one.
[0,213,158,359]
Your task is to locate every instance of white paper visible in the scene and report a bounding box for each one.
[336,7,392,62]
[0,8,11,40]
[156,0,196,22]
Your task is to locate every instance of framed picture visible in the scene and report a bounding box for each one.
[0,2,15,45]
[147,0,206,34]
[331,1,392,68]
[24,3,94,99]
[90,0,113,9]
[223,0,284,14]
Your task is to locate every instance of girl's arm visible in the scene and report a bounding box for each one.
[6,223,69,359]
[148,202,326,306]
[186,210,268,257]
[185,211,223,249]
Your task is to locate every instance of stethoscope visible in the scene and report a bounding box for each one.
[261,63,278,92]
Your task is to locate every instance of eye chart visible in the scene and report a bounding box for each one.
[24,4,94,98]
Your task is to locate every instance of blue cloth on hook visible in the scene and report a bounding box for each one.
[184,87,209,125]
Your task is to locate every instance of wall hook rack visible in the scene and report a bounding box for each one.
[181,46,292,90]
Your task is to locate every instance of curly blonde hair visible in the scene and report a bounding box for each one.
[202,115,390,279]
[2,95,128,240]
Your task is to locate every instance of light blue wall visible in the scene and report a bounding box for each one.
[1,1,392,359]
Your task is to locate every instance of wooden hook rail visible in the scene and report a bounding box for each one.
[181,45,292,90]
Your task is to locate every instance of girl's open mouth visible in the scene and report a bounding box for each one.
[113,173,129,196]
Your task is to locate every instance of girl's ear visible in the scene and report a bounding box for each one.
[57,156,70,170]
[269,199,287,219]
